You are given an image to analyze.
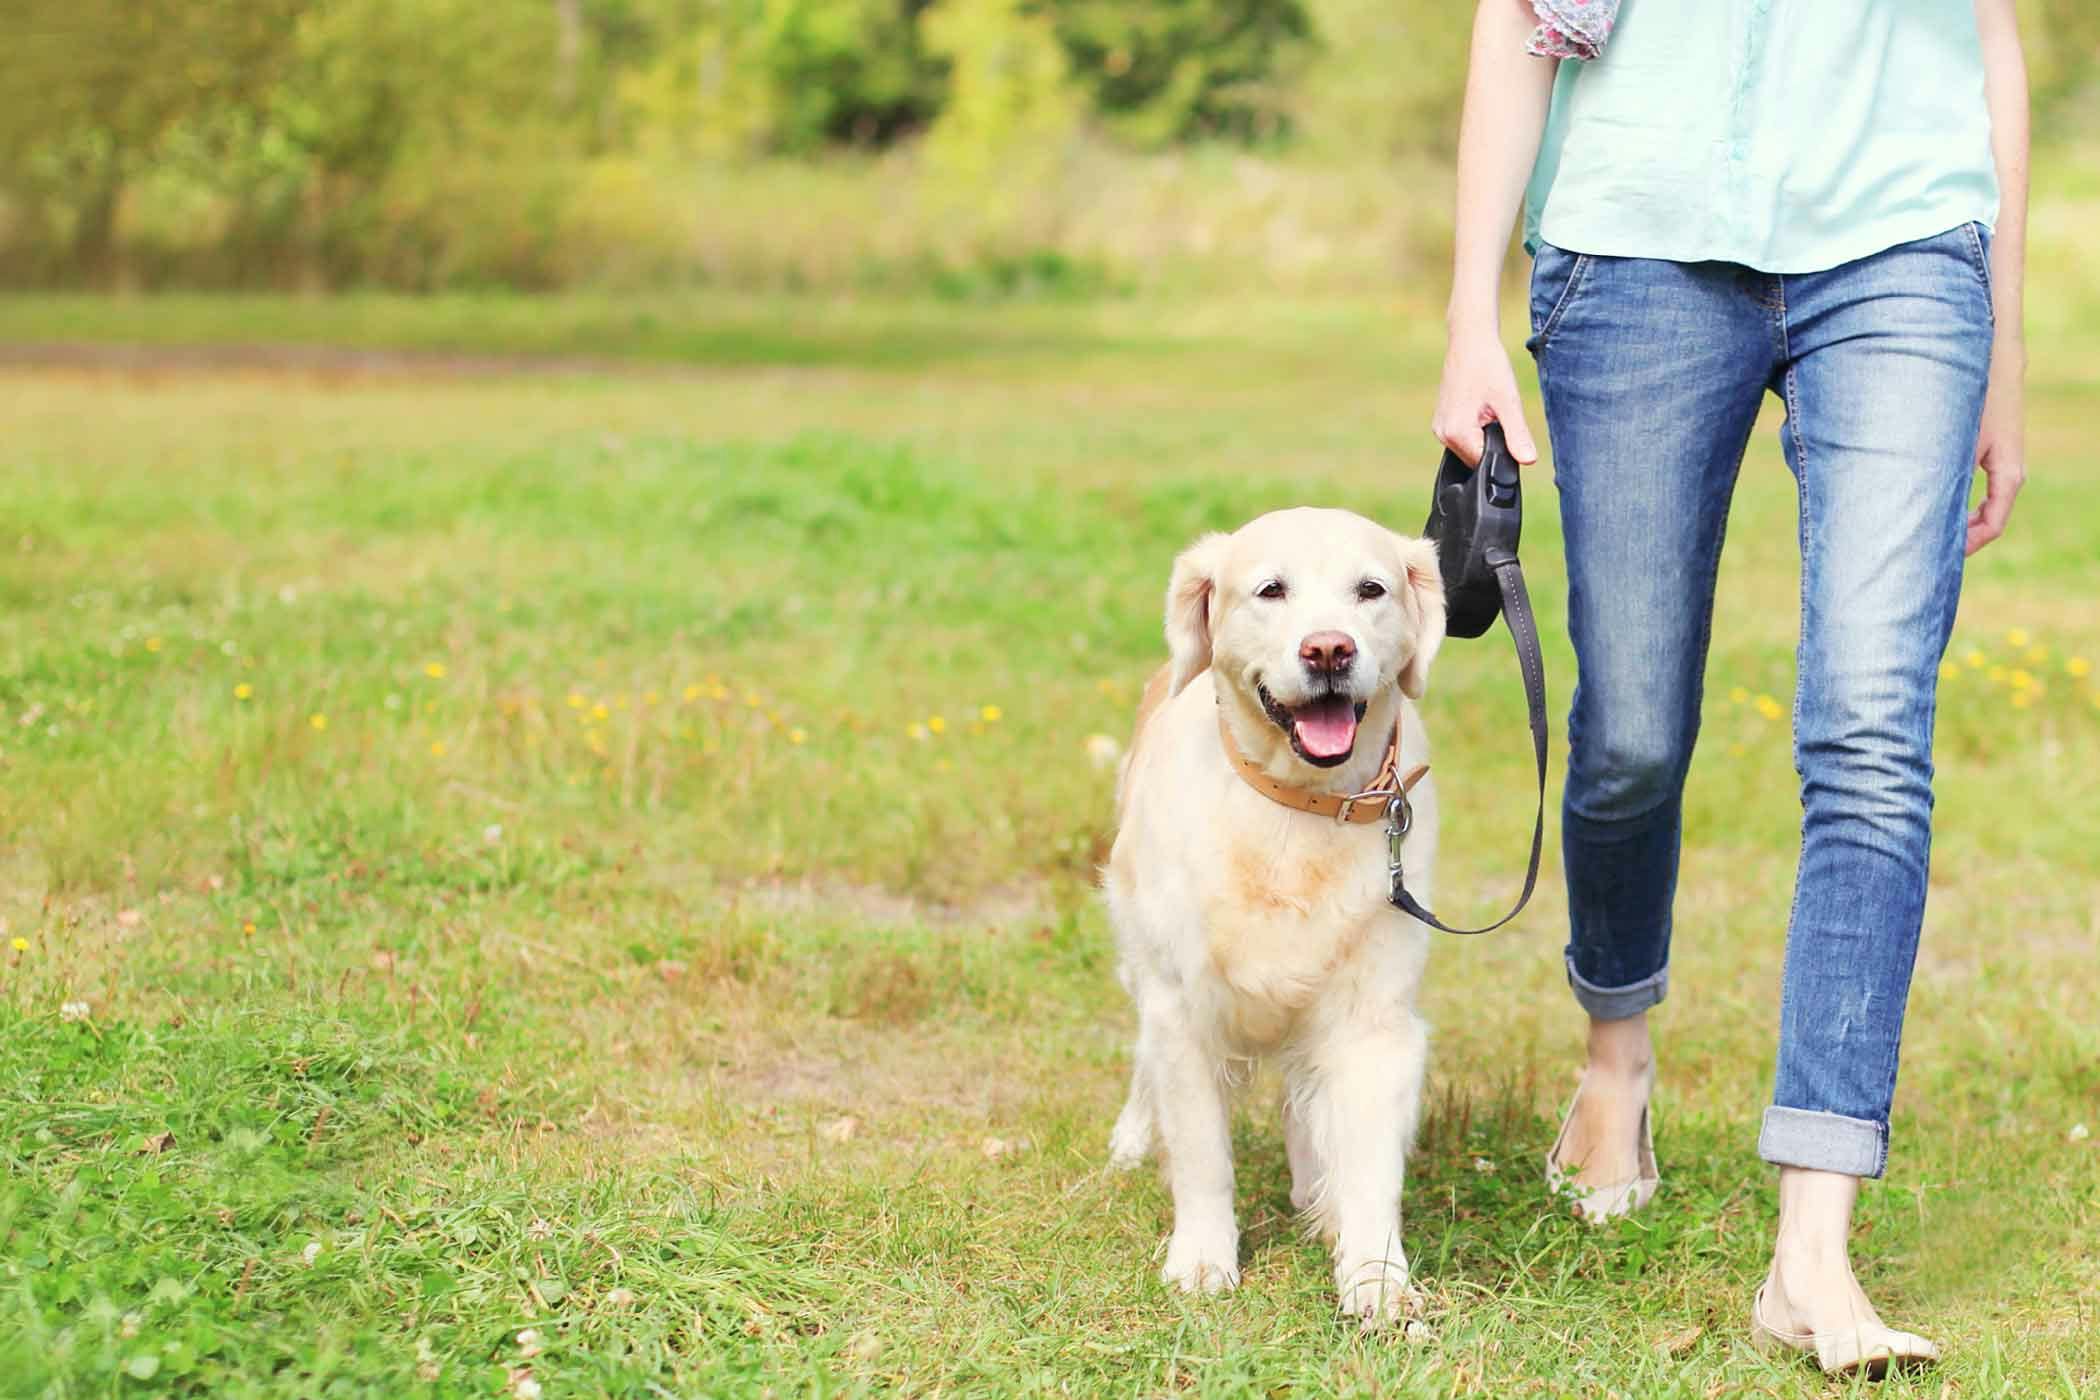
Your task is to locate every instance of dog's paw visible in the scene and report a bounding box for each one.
[1336,1261,1425,1333]
[1162,1228,1241,1294]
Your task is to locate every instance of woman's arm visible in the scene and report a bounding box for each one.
[1432,0,1560,465]
[1968,0,2028,555]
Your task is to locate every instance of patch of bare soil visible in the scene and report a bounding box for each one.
[725,876,1059,930]
[0,341,682,381]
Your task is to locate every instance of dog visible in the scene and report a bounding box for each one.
[1104,507,1446,1328]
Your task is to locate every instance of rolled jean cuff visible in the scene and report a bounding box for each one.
[1758,1106,1888,1179]
[1563,954,1668,1021]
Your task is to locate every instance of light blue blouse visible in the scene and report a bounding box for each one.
[1524,0,2000,274]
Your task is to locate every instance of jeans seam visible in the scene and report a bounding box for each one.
[1960,221,1996,326]
[1532,252,1595,352]
[1777,278,1815,1110]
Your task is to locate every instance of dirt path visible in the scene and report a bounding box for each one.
[0,340,683,380]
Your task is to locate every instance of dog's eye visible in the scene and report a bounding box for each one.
[1357,579,1388,601]
[1255,579,1286,600]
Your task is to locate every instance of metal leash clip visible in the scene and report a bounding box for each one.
[1384,791,1413,904]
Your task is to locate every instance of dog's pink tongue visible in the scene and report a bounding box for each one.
[1292,697,1358,759]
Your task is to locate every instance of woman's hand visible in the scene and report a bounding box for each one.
[1967,333,2025,555]
[1433,324,1540,466]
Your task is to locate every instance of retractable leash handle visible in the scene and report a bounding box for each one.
[1394,422,1549,935]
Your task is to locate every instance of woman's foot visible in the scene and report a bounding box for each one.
[1751,1168,1938,1377]
[1544,1013,1659,1221]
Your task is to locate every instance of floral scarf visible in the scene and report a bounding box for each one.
[1528,0,1617,60]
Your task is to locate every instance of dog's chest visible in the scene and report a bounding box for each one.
[1200,827,1390,1044]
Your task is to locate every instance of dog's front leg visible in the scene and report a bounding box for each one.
[1319,1016,1428,1329]
[1138,1008,1240,1294]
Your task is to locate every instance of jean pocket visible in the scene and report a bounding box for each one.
[1528,242,1593,353]
[1959,221,1996,325]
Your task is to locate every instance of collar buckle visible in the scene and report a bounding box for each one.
[1335,783,1394,826]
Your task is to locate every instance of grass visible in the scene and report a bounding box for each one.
[1,287,2096,1397]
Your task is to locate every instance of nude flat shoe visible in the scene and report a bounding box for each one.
[1543,1062,1659,1223]
[1750,1279,1940,1378]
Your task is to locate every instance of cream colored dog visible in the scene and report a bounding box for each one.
[1104,507,1445,1328]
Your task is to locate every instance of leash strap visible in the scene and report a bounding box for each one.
[1387,547,1548,935]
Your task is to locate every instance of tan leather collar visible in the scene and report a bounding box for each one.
[1217,702,1429,825]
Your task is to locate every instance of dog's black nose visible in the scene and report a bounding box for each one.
[1299,631,1356,675]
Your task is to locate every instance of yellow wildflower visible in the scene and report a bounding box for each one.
[907,723,929,742]
[1753,695,1784,721]
[788,728,808,745]
[145,637,164,653]
[2067,657,2092,679]
[2010,691,2033,710]
[927,715,948,735]
[682,684,701,703]
[1963,649,1985,669]
[590,703,610,721]
[429,741,447,757]
[9,936,25,952]
[1987,666,2007,684]
[309,713,328,731]
[1936,662,1957,682]
[566,692,586,709]
[744,692,763,708]
[234,682,254,700]
[643,690,660,706]
[1728,686,1750,705]
[980,705,1003,723]
[2005,628,2030,649]
[242,921,256,935]
[2009,669,2034,690]
[424,661,447,679]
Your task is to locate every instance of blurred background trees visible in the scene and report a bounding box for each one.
[2,0,2093,292]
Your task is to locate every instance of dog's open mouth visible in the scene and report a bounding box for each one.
[1257,683,1367,768]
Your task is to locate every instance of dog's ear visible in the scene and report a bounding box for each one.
[1396,535,1446,700]
[1164,532,1230,695]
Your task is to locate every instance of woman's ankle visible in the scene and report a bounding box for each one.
[1585,1011,1653,1076]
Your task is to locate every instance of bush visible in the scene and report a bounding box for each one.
[1050,0,1315,146]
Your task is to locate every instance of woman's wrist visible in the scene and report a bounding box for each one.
[1446,296,1503,340]
[1991,325,2027,374]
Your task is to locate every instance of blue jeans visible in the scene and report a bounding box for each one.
[1528,224,1995,1179]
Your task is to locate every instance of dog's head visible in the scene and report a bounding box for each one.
[1164,508,1445,768]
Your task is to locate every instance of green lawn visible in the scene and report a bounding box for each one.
[2,293,2095,1397]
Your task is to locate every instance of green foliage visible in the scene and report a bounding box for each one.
[2,0,306,275]
[1051,0,1314,146]
[633,0,944,156]
[921,0,1083,192]
[0,0,2095,289]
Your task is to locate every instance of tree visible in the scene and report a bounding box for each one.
[4,1,306,278]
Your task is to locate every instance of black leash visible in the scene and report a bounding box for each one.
[1388,423,1549,935]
